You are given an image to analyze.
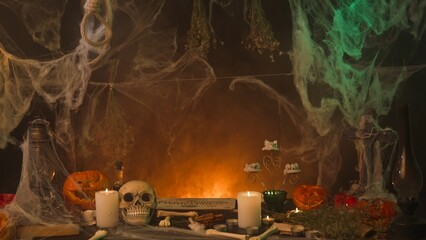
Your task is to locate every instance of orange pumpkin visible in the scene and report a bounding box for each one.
[63,170,110,210]
[292,185,327,210]
[357,198,396,219]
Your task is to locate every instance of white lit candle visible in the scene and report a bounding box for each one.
[237,191,261,228]
[262,215,275,225]
[95,188,119,228]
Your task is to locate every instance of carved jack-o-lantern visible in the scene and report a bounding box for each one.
[63,170,110,210]
[292,185,327,211]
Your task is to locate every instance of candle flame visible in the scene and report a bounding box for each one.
[105,188,109,193]
[295,208,300,213]
[266,215,270,220]
[247,191,251,197]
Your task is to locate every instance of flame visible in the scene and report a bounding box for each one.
[86,128,298,199]
[123,152,267,198]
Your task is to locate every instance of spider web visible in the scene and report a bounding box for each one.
[0,0,424,230]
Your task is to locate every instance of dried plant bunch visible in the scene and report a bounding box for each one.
[186,0,216,57]
[243,0,282,62]
[87,60,135,161]
[274,206,366,240]
[91,88,135,160]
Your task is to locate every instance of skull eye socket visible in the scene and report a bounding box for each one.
[123,193,134,202]
[141,193,152,202]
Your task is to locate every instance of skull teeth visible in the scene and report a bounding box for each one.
[125,206,149,217]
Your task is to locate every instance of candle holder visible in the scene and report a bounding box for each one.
[246,226,259,235]
[263,189,287,213]
[81,210,96,226]
[213,224,227,232]
[226,218,238,229]
[244,140,301,213]
[262,216,275,225]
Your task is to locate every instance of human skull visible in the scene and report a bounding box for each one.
[119,180,157,225]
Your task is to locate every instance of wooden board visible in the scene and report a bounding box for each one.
[16,223,79,240]
[0,225,16,240]
[157,198,236,210]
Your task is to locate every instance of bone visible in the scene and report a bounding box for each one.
[273,222,305,236]
[206,229,248,240]
[158,216,171,227]
[88,230,107,240]
[249,225,279,240]
[272,222,293,232]
[188,217,205,233]
[156,210,198,218]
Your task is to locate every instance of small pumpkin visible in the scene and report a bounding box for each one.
[292,185,327,210]
[63,170,110,210]
[357,198,396,219]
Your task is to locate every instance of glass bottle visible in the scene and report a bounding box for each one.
[387,104,426,240]
[22,118,71,224]
[113,160,124,191]
[391,104,423,214]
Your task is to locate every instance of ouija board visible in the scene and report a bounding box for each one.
[156,198,236,210]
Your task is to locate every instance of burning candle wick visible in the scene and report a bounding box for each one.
[262,215,275,225]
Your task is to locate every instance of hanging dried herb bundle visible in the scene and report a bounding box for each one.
[186,0,216,58]
[91,88,135,160]
[243,0,282,62]
[90,61,134,161]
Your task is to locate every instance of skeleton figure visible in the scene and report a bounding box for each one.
[119,180,157,225]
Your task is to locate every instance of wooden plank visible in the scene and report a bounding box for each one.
[157,198,236,210]
[16,223,79,239]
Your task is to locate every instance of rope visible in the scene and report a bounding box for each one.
[80,0,113,66]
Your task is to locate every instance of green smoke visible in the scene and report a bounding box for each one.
[288,0,425,186]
